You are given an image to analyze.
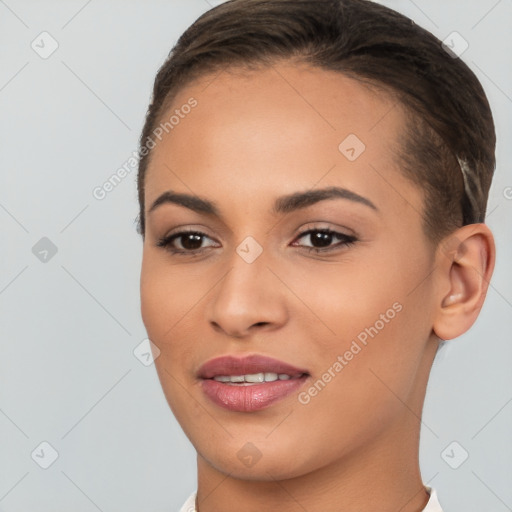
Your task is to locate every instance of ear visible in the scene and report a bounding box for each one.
[433,223,495,341]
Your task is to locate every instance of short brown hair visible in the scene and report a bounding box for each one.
[136,0,496,243]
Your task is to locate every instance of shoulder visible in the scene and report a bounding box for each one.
[178,491,197,512]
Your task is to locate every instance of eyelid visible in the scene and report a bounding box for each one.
[294,221,356,237]
[162,224,218,241]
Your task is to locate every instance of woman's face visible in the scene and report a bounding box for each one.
[140,62,441,480]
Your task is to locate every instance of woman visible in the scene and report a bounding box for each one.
[136,1,496,510]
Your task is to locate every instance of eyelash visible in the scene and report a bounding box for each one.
[156,227,357,256]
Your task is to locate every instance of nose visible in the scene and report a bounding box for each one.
[206,248,289,339]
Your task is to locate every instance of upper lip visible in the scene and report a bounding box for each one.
[197,354,309,379]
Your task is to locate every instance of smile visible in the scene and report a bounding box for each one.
[198,354,310,412]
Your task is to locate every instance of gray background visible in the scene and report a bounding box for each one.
[0,0,510,511]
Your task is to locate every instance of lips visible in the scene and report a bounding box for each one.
[197,354,309,380]
[197,354,310,412]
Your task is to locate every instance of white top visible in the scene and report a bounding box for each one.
[179,485,443,511]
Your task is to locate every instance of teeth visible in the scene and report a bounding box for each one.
[245,373,265,383]
[214,375,232,382]
[213,372,294,384]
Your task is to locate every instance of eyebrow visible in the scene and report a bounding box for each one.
[148,186,378,217]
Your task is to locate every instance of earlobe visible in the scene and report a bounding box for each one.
[433,223,495,341]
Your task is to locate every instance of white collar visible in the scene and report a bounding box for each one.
[422,486,444,511]
[179,485,443,511]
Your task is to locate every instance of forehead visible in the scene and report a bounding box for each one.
[144,62,417,219]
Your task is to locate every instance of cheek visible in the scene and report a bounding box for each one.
[289,246,433,402]
[140,252,208,388]
[140,253,198,342]
[278,253,406,349]
[287,302,426,474]
[140,256,200,420]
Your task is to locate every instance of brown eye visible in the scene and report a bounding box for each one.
[175,233,204,250]
[156,230,219,254]
[293,229,357,252]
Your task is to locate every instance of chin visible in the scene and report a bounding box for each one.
[196,434,319,481]
[207,454,309,481]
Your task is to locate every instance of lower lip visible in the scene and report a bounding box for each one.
[201,376,308,412]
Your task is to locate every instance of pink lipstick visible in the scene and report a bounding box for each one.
[198,354,309,412]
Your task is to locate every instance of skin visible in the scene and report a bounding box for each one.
[140,61,495,512]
